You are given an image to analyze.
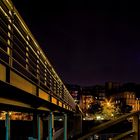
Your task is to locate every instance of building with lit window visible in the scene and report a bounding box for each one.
[78,85,106,114]
[109,83,140,112]
[66,84,81,104]
[81,95,94,113]
[112,91,136,111]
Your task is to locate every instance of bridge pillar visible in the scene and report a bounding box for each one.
[5,112,10,140]
[32,114,43,140]
[37,115,44,140]
[48,112,54,140]
[133,114,139,140]
[63,113,67,140]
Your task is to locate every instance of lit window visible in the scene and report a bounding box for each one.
[8,32,11,37]
[27,35,30,40]
[9,10,12,15]
[8,25,11,30]
[7,40,10,45]
[7,47,10,55]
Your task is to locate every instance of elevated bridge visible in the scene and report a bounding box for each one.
[0,0,76,113]
[0,0,82,140]
[1,1,139,140]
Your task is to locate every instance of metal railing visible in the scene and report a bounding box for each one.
[0,0,76,111]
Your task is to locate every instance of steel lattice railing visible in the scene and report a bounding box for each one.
[0,0,76,111]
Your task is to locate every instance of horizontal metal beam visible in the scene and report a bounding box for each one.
[0,80,74,114]
[112,130,135,140]
[0,97,32,108]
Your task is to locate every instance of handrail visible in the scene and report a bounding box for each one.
[78,111,140,140]
[0,0,76,111]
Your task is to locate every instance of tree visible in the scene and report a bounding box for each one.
[101,101,116,119]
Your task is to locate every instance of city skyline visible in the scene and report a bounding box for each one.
[12,0,140,86]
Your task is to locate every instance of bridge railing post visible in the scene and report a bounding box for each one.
[133,114,139,140]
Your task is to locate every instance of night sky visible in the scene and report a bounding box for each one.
[12,0,140,86]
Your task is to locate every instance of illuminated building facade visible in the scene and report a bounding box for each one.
[109,83,140,112]
[0,111,33,120]
[112,91,136,111]
[81,95,94,113]
[78,86,106,113]
[135,98,140,111]
[66,84,81,104]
